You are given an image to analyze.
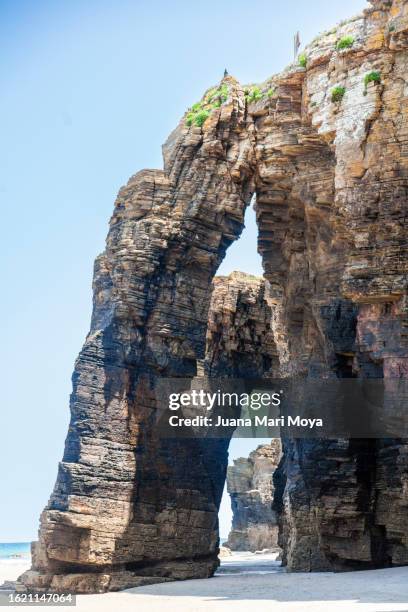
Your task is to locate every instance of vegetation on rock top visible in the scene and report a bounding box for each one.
[244,84,276,104]
[186,83,229,127]
[244,86,263,103]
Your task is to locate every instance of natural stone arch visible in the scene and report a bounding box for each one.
[20,0,408,592]
[22,77,260,593]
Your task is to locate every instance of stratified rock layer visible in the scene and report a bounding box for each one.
[205,272,277,378]
[226,441,281,552]
[20,78,256,594]
[261,0,408,571]
[21,0,408,592]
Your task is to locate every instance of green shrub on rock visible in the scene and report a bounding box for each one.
[336,35,354,50]
[298,53,307,68]
[364,71,381,87]
[245,86,263,103]
[208,83,229,105]
[194,110,210,127]
[331,86,346,103]
[363,71,381,95]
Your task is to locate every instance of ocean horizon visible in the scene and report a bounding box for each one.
[0,542,30,560]
[0,541,228,561]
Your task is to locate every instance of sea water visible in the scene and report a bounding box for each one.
[0,543,30,560]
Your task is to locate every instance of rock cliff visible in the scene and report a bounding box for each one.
[226,441,281,552]
[20,0,408,592]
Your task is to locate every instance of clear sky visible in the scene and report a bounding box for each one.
[1,0,368,542]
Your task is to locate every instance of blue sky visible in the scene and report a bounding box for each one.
[0,0,368,542]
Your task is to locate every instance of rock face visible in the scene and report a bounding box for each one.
[21,0,408,592]
[262,0,408,571]
[226,441,281,552]
[205,272,277,378]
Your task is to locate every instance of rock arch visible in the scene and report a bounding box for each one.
[21,0,408,592]
[22,77,258,593]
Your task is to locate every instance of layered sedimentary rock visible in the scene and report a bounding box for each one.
[205,272,277,377]
[260,0,408,571]
[206,277,280,553]
[21,0,408,592]
[226,441,281,551]
[20,79,256,594]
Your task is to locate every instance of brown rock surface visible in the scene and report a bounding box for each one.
[20,77,256,594]
[226,441,281,552]
[20,0,408,592]
[205,272,277,377]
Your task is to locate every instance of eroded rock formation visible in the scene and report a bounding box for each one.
[205,272,277,378]
[21,0,408,592]
[226,441,281,552]
[20,79,256,594]
[263,0,408,571]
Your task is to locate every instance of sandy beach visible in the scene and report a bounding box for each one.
[1,554,408,612]
[0,560,30,584]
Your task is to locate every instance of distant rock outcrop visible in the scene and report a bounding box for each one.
[205,272,277,378]
[226,441,281,552]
